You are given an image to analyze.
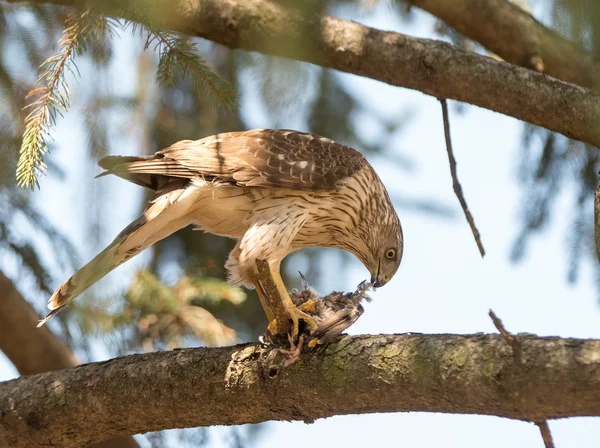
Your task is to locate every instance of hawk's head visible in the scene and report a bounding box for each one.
[370,218,403,288]
[351,215,403,288]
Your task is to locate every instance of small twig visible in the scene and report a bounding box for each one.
[490,310,554,447]
[594,176,600,263]
[536,421,555,448]
[438,99,485,257]
[488,309,519,354]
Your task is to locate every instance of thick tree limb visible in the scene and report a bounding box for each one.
[0,272,139,448]
[0,272,78,375]
[2,333,600,447]
[404,0,600,91]
[489,309,552,447]
[6,0,600,147]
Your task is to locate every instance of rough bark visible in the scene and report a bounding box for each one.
[6,0,600,147]
[405,0,600,91]
[0,272,139,448]
[2,333,600,447]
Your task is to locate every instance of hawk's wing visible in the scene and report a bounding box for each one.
[97,129,368,191]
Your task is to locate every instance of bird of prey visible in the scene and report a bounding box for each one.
[39,129,404,338]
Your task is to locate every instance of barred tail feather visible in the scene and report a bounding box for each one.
[37,307,66,327]
[39,184,197,326]
[40,236,128,325]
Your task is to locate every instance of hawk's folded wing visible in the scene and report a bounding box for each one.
[97,129,368,191]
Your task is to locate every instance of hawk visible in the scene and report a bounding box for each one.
[39,129,404,338]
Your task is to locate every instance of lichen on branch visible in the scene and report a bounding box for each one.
[2,333,600,447]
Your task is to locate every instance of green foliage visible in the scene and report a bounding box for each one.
[0,190,78,296]
[513,125,598,283]
[552,0,600,57]
[146,29,239,110]
[408,0,600,289]
[72,270,245,350]
[16,10,238,189]
[16,10,116,189]
[1,2,441,445]
[511,1,600,288]
[84,95,139,160]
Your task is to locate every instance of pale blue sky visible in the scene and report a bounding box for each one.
[2,3,599,447]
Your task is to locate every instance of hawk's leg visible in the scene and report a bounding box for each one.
[252,277,278,333]
[255,259,318,339]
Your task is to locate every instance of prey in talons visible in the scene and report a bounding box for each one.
[258,263,373,366]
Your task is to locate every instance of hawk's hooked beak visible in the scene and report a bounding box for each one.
[370,262,390,288]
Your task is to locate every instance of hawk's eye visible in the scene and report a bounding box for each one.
[385,248,397,260]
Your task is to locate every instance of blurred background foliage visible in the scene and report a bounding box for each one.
[412,0,600,287]
[0,0,599,446]
[510,0,600,286]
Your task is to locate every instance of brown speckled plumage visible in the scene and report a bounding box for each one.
[41,129,403,326]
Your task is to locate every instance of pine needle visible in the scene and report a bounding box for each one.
[17,12,236,188]
[144,28,239,110]
[16,11,114,189]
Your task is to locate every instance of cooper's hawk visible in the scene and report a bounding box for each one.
[39,129,404,338]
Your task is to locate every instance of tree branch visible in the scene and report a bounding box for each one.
[6,0,600,148]
[439,98,485,257]
[2,333,600,447]
[537,421,556,448]
[0,272,78,375]
[489,309,552,447]
[595,177,600,263]
[0,272,139,448]
[488,309,519,355]
[404,0,600,91]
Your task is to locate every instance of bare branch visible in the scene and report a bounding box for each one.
[595,177,600,262]
[404,0,600,91]
[439,99,485,257]
[536,421,556,448]
[0,272,77,375]
[7,0,600,148]
[489,309,553,448]
[488,310,523,367]
[2,333,600,447]
[488,308,524,367]
[0,271,139,448]
[488,309,518,354]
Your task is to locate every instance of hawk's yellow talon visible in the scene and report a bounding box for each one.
[255,259,320,338]
[298,299,316,314]
[267,319,280,335]
[286,305,318,339]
